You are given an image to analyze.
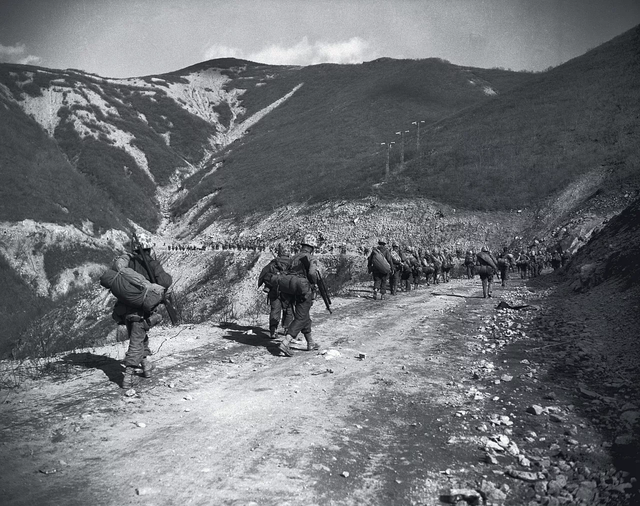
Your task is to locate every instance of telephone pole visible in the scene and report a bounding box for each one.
[412,120,425,157]
[380,141,395,178]
[395,130,410,166]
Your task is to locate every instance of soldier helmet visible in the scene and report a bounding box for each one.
[481,246,489,252]
[392,242,398,248]
[301,234,317,248]
[378,238,387,245]
[134,233,153,250]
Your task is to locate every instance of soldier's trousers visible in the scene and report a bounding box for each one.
[124,318,152,367]
[499,266,508,286]
[479,269,495,298]
[372,272,389,295]
[287,296,313,338]
[269,290,294,334]
[390,269,402,294]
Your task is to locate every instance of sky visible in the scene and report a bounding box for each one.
[1,0,639,78]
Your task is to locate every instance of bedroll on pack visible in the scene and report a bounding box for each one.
[477,251,498,271]
[371,248,391,275]
[274,273,312,299]
[100,267,165,312]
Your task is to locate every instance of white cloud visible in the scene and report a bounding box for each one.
[18,55,42,65]
[203,37,376,66]
[0,43,41,65]
[203,44,244,61]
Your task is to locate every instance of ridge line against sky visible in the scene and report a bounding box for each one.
[1,0,639,78]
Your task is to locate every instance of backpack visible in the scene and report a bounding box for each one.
[274,253,314,298]
[371,247,391,275]
[258,256,292,289]
[100,267,165,312]
[390,249,402,265]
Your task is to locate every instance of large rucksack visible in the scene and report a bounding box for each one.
[258,256,292,289]
[100,266,165,312]
[389,249,402,265]
[274,253,313,298]
[371,247,391,275]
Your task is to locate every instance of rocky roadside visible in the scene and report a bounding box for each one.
[435,273,639,506]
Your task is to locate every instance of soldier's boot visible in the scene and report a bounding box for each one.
[372,290,378,300]
[121,366,138,389]
[305,333,320,351]
[141,358,154,378]
[277,335,294,357]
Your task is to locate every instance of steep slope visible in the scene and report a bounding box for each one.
[396,24,640,211]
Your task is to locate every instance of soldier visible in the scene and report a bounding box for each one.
[276,235,321,357]
[425,248,441,285]
[497,247,510,287]
[389,242,404,295]
[476,246,498,298]
[516,250,529,279]
[258,246,294,339]
[441,248,454,283]
[112,234,173,389]
[464,249,475,279]
[401,246,417,291]
[367,238,394,300]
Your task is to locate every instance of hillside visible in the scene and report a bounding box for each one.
[394,24,640,211]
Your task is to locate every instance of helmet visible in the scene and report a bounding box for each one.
[378,237,387,245]
[392,242,398,248]
[301,234,317,248]
[134,233,153,250]
[481,246,489,253]
[277,242,291,256]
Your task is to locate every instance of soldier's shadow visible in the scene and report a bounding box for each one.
[60,352,122,385]
[219,322,281,354]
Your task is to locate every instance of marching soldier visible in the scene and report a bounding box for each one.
[276,235,321,357]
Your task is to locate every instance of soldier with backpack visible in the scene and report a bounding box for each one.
[389,243,404,295]
[276,235,322,357]
[476,246,498,298]
[111,234,173,389]
[367,238,394,300]
[258,248,295,339]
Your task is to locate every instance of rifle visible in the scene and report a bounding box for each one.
[316,270,333,314]
[131,233,179,325]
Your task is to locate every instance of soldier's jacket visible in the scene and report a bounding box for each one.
[288,251,319,285]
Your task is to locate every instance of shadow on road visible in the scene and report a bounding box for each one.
[60,352,122,386]
[431,292,485,299]
[219,322,282,354]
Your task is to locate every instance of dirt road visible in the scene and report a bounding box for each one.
[1,275,637,505]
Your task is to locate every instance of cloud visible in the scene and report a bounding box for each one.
[0,43,41,65]
[203,44,244,61]
[203,37,376,66]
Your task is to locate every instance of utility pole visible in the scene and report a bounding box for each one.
[395,130,410,166]
[380,141,395,178]
[412,120,425,157]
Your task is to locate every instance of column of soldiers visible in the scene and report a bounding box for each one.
[112,230,566,389]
